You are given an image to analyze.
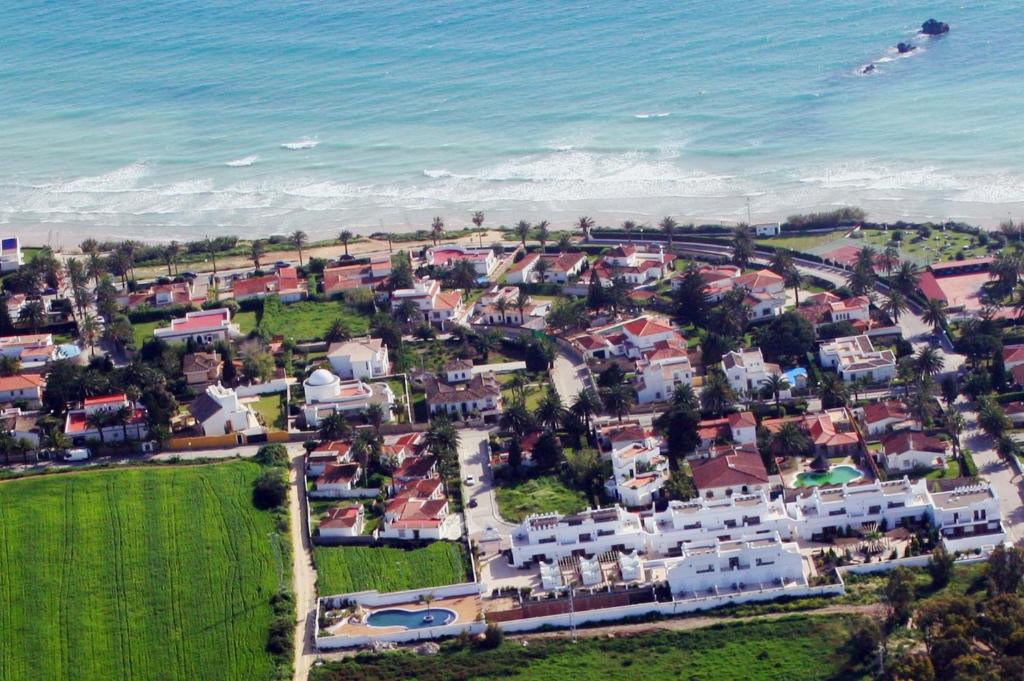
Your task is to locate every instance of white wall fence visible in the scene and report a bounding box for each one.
[316,582,484,650]
[497,582,845,634]
[235,379,291,398]
[837,551,989,577]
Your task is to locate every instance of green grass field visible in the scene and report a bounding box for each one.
[757,231,845,251]
[495,474,588,523]
[0,462,283,681]
[251,392,288,430]
[259,297,368,341]
[314,542,470,595]
[311,614,872,681]
[854,228,989,265]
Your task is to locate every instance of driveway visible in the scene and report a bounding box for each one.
[458,427,516,541]
[550,352,589,404]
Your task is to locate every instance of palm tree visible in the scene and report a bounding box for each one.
[700,368,735,417]
[769,250,793,277]
[659,216,677,250]
[914,346,944,377]
[875,247,900,276]
[499,400,534,434]
[600,383,635,422]
[670,383,699,412]
[471,211,485,247]
[534,258,550,283]
[731,224,755,269]
[761,374,791,413]
[893,261,920,296]
[116,405,135,441]
[536,387,565,432]
[882,290,908,324]
[86,412,109,444]
[166,240,181,276]
[943,409,965,456]
[250,240,265,270]
[817,373,849,409]
[20,301,45,333]
[771,422,811,458]
[325,318,350,343]
[79,314,100,358]
[785,267,804,307]
[339,229,353,257]
[514,220,531,249]
[161,245,176,276]
[557,233,573,252]
[86,252,105,285]
[394,299,421,326]
[922,298,947,333]
[366,401,385,432]
[516,287,529,320]
[447,259,477,297]
[430,217,445,246]
[570,388,602,433]
[577,215,594,241]
[352,428,382,486]
[205,237,219,275]
[535,220,550,251]
[290,230,308,266]
[507,373,529,401]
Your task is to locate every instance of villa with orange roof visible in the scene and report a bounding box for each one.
[318,505,365,539]
[634,351,693,404]
[301,367,396,427]
[878,430,948,473]
[856,400,913,437]
[426,244,499,278]
[572,315,684,361]
[690,447,769,500]
[307,440,353,476]
[390,277,468,329]
[230,266,307,303]
[153,308,240,344]
[506,251,587,284]
[593,244,675,284]
[0,333,56,369]
[64,393,149,445]
[116,280,206,310]
[0,373,45,406]
[322,257,392,296]
[762,408,861,458]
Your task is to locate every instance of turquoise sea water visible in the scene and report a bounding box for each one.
[1,1,1022,243]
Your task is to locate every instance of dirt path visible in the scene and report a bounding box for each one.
[288,445,319,681]
[508,602,886,643]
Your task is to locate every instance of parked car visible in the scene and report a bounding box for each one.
[468,498,478,508]
[274,260,291,269]
[464,475,476,486]
[181,271,198,279]
[63,448,91,462]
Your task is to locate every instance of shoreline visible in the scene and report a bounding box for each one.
[3,207,1013,251]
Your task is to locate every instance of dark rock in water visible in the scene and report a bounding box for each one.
[861,64,876,74]
[897,42,916,54]
[921,18,949,35]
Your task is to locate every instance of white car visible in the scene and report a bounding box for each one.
[464,475,476,486]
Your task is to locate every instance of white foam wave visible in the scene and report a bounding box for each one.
[423,169,453,179]
[634,112,671,119]
[225,155,259,167]
[281,139,319,150]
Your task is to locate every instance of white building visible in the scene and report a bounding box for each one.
[426,245,499,278]
[379,493,462,541]
[856,400,912,437]
[635,354,693,404]
[189,384,263,437]
[690,447,770,500]
[663,532,807,597]
[0,237,23,272]
[390,278,468,329]
[64,393,149,445]
[422,361,502,418]
[301,368,395,427]
[643,492,793,556]
[594,245,675,284]
[879,430,948,472]
[818,335,897,383]
[153,308,240,344]
[318,506,365,538]
[509,507,647,567]
[930,483,1006,553]
[326,337,390,380]
[786,478,933,541]
[0,333,55,369]
[721,348,788,396]
[752,223,781,237]
[0,374,45,406]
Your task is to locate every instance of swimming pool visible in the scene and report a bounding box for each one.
[793,465,863,488]
[365,607,456,629]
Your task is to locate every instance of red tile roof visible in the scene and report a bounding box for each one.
[0,374,45,393]
[861,400,909,424]
[622,317,675,338]
[690,450,768,490]
[881,430,946,455]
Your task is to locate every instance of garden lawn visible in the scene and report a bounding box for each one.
[314,542,469,595]
[251,392,287,430]
[854,228,989,266]
[756,231,845,251]
[0,462,282,681]
[259,297,368,341]
[310,614,872,681]
[131,319,163,348]
[495,475,588,523]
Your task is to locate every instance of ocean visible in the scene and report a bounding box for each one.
[1,0,1022,245]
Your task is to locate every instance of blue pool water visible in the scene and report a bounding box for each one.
[794,465,863,488]
[365,608,456,629]
[1,2,1022,241]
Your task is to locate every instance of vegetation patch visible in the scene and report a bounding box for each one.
[310,614,873,681]
[314,542,470,595]
[251,392,288,431]
[0,462,285,681]
[494,474,588,523]
[258,297,368,341]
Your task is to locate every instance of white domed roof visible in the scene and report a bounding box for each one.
[306,368,337,387]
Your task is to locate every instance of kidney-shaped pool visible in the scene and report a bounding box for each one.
[365,607,456,629]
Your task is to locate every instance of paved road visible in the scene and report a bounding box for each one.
[458,427,516,542]
[550,352,589,404]
[286,444,319,681]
